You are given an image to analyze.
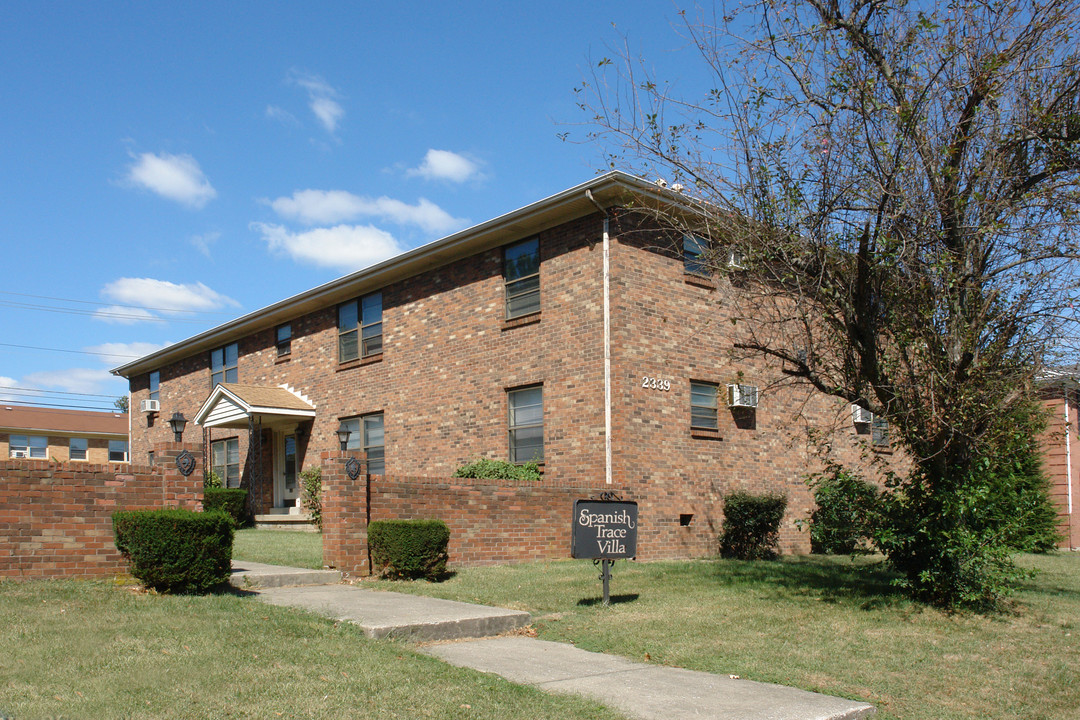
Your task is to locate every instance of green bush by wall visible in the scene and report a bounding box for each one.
[719,491,788,560]
[112,508,234,593]
[202,488,249,528]
[368,519,450,580]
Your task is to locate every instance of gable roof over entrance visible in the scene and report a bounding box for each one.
[194,383,316,429]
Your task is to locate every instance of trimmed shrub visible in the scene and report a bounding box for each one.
[202,488,248,528]
[719,491,788,560]
[204,471,222,489]
[300,467,322,531]
[804,463,880,555]
[112,508,234,593]
[368,519,450,580]
[453,458,541,482]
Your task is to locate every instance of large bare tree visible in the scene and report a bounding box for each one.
[581,0,1080,608]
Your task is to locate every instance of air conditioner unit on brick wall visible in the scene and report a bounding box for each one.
[11,449,29,458]
[140,399,160,413]
[851,404,874,425]
[727,384,759,408]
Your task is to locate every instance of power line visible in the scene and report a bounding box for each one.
[0,299,210,324]
[0,290,232,315]
[0,400,122,412]
[0,342,143,359]
[0,385,121,399]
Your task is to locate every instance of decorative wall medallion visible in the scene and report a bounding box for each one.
[345,457,362,480]
[176,449,196,477]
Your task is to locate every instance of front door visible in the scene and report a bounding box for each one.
[273,430,300,509]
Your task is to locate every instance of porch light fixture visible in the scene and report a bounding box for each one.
[168,412,188,442]
[336,422,352,451]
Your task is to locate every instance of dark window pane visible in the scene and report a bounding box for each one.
[504,238,539,281]
[339,329,358,362]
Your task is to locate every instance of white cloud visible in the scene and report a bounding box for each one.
[125,151,217,208]
[407,149,482,183]
[266,104,300,126]
[102,278,239,313]
[252,222,406,272]
[190,231,221,258]
[85,341,172,365]
[267,190,467,235]
[288,70,344,134]
[23,368,121,396]
[0,376,21,403]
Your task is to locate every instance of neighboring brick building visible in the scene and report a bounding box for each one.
[1039,367,1080,549]
[112,172,890,562]
[0,405,129,464]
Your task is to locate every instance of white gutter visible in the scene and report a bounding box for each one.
[1065,391,1073,545]
[586,190,613,485]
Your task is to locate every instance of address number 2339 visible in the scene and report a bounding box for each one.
[641,376,671,392]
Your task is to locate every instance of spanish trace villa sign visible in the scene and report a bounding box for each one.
[571,499,638,560]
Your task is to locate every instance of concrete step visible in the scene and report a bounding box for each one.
[230,560,340,589]
[253,513,318,531]
[252,584,532,641]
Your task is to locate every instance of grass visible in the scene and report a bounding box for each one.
[0,579,624,720]
[232,528,325,569]
[364,552,1080,720]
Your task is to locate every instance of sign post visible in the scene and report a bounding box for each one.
[571,494,637,606]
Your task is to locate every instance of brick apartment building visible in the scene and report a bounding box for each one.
[1,405,129,464]
[1039,367,1080,549]
[112,172,896,560]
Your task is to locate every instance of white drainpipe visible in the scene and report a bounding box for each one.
[1065,390,1074,545]
[586,190,613,485]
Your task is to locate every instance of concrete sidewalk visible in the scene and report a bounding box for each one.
[425,637,875,720]
[238,563,875,720]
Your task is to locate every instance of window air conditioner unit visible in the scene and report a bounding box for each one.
[11,449,29,458]
[851,404,873,424]
[727,384,759,408]
[727,249,746,269]
[140,399,160,413]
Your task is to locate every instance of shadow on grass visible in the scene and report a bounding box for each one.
[704,555,907,610]
[577,593,640,607]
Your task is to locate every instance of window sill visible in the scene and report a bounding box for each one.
[274,354,291,365]
[684,273,717,289]
[690,428,722,440]
[502,312,541,331]
[337,353,383,372]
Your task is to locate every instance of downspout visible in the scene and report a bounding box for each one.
[1066,389,1074,547]
[586,190,613,485]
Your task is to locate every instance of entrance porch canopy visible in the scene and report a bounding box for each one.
[193,383,316,430]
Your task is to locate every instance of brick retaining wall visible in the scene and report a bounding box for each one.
[0,443,203,580]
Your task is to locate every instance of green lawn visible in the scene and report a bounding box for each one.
[365,552,1080,720]
[0,579,623,720]
[232,528,325,569]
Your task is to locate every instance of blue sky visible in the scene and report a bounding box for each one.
[0,1,698,411]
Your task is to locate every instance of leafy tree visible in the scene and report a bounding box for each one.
[114,395,129,413]
[581,0,1080,609]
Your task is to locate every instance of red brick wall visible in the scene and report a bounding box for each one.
[0,443,203,580]
[133,208,902,561]
[1040,387,1079,549]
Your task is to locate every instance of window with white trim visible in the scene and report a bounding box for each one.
[108,440,129,463]
[690,381,719,430]
[69,437,88,461]
[508,385,543,463]
[211,438,241,488]
[10,434,47,459]
[149,371,160,403]
[504,238,540,319]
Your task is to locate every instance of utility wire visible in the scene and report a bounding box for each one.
[0,342,143,359]
[0,299,209,324]
[0,385,121,399]
[0,290,232,315]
